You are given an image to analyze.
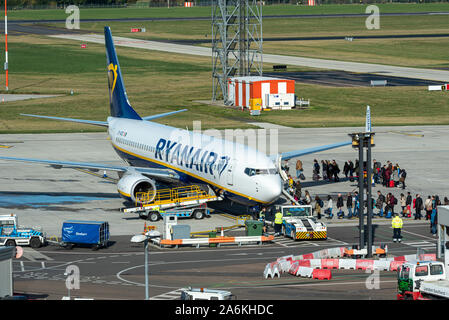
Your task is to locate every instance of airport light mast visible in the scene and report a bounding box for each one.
[4,0,8,91]
[211,0,263,105]
[349,106,375,257]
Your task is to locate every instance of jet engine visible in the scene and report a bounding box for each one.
[117,173,157,204]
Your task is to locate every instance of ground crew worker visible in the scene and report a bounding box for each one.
[392,213,403,243]
[274,210,283,236]
[259,207,267,234]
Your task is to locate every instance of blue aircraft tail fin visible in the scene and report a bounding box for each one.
[104,26,141,120]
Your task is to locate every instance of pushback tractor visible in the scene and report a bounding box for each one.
[276,205,327,240]
[0,214,45,248]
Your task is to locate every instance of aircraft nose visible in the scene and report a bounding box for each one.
[264,175,283,202]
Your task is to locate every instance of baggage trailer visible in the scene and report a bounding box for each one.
[61,220,110,250]
[139,204,211,222]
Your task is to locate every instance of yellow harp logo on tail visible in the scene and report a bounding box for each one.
[107,63,118,99]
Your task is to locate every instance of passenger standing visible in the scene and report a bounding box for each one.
[400,193,406,217]
[373,159,380,183]
[343,161,349,178]
[414,194,423,220]
[332,160,340,182]
[348,160,355,181]
[353,191,359,217]
[296,159,304,180]
[327,160,333,181]
[399,169,407,190]
[388,193,396,217]
[381,165,387,186]
[444,197,449,205]
[337,193,344,219]
[321,160,328,181]
[304,190,312,205]
[392,213,403,243]
[346,192,353,219]
[385,166,391,188]
[313,159,320,180]
[315,196,323,220]
[406,192,412,217]
[376,190,385,217]
[391,166,398,187]
[325,195,333,219]
[431,206,438,236]
[425,196,433,221]
[295,181,302,201]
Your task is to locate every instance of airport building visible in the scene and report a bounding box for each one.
[227,76,296,110]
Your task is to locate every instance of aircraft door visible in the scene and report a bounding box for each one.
[226,161,234,186]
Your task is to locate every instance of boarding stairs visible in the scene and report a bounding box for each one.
[122,185,222,214]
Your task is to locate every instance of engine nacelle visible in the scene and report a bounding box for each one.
[117,173,157,204]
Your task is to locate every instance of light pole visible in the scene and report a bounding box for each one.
[131,230,161,300]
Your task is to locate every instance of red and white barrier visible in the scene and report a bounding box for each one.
[312,269,332,280]
[339,259,356,270]
[373,260,391,271]
[297,266,314,278]
[356,259,374,270]
[321,259,340,269]
[265,247,437,280]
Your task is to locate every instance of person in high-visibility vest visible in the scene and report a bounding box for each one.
[274,211,283,236]
[259,207,267,234]
[392,213,403,242]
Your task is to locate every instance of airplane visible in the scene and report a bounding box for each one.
[0,27,353,207]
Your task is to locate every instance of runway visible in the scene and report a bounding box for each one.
[49,33,449,82]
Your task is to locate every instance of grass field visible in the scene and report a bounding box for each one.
[43,12,449,69]
[1,4,449,133]
[0,34,448,134]
[7,3,449,21]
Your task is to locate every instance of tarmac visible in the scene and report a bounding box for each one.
[0,94,60,102]
[0,124,447,238]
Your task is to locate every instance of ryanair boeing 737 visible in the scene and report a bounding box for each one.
[0,27,352,206]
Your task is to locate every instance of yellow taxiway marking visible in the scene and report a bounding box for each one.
[388,131,424,137]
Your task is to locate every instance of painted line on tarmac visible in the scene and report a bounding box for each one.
[401,229,436,241]
[116,256,281,287]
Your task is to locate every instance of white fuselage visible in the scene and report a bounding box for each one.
[107,117,283,205]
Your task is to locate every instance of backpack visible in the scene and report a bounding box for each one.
[394,197,398,205]
[318,199,324,208]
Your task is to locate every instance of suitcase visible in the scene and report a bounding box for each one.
[299,173,306,181]
[389,180,395,188]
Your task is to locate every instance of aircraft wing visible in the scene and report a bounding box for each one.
[0,156,179,180]
[272,140,352,161]
[20,114,108,127]
[142,109,187,121]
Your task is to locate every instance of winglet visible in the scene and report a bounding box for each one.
[365,105,371,133]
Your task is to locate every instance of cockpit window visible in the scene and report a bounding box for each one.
[245,168,277,176]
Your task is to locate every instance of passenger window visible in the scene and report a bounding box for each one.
[430,264,444,275]
[415,265,428,277]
